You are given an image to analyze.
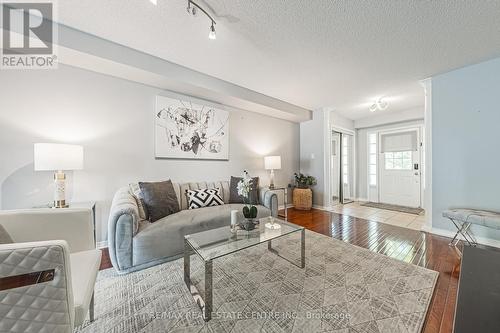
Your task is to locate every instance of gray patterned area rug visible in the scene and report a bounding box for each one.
[75,230,438,333]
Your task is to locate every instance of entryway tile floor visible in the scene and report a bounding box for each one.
[330,201,426,231]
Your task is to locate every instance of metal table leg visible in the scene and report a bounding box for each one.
[204,260,213,321]
[267,229,305,269]
[184,237,213,321]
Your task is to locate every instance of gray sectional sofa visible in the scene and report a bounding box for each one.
[107,181,278,274]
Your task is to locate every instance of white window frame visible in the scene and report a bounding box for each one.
[368,132,377,187]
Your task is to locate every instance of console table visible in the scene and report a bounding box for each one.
[33,201,96,246]
[454,246,500,332]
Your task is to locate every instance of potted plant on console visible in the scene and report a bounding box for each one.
[237,171,258,230]
[293,173,317,211]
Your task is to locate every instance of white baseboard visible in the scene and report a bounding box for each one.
[96,241,108,249]
[356,197,368,202]
[312,205,330,211]
[278,204,294,210]
[425,226,500,249]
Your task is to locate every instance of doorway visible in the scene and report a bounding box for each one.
[331,130,355,205]
[378,128,421,208]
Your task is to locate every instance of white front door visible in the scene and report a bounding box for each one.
[379,130,421,207]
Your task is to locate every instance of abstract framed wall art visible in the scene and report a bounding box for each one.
[155,96,230,160]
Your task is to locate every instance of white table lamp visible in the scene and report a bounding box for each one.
[264,155,281,189]
[34,143,84,208]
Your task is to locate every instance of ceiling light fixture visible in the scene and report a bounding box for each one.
[186,0,217,40]
[369,98,389,112]
[150,0,157,5]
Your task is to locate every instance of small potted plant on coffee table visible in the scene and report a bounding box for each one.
[237,171,258,230]
[293,173,317,211]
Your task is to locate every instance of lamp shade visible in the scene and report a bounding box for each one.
[264,156,281,170]
[34,143,84,171]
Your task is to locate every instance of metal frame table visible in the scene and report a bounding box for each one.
[183,217,305,321]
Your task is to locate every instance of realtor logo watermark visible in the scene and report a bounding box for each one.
[1,1,57,69]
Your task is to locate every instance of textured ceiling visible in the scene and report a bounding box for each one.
[57,0,500,120]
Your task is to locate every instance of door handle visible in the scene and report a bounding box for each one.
[414,172,419,176]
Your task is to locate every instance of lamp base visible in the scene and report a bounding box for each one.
[269,169,275,190]
[53,200,69,208]
[53,171,68,208]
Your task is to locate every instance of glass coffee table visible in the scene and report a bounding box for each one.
[183,216,305,321]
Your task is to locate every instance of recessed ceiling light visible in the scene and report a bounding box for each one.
[150,0,157,5]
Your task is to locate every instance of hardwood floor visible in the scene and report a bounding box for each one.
[285,208,462,333]
[98,207,496,333]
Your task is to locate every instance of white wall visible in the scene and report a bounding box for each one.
[356,119,424,200]
[432,56,500,241]
[0,64,300,244]
[331,111,355,131]
[299,109,325,206]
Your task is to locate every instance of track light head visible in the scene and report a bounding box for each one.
[209,23,216,40]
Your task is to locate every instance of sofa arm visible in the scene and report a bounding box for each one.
[259,187,278,217]
[107,187,140,273]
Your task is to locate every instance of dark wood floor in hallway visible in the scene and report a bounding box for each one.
[285,208,460,333]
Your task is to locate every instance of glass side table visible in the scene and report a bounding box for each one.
[268,187,288,221]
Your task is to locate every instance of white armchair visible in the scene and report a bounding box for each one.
[0,208,101,333]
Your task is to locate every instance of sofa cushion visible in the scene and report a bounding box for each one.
[0,224,13,244]
[229,176,260,205]
[139,180,180,222]
[70,249,101,326]
[187,188,224,209]
[133,204,271,265]
[129,183,148,221]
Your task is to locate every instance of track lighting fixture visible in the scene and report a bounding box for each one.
[187,0,217,40]
[209,22,216,40]
[369,98,389,112]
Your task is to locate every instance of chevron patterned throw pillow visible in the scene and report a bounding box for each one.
[186,188,224,209]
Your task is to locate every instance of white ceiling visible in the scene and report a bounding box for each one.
[57,0,500,120]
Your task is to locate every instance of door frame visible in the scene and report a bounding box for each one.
[366,124,428,208]
[374,125,423,208]
[328,125,356,208]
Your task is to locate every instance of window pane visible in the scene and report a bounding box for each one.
[369,133,377,144]
[394,151,403,158]
[394,158,403,169]
[385,152,393,159]
[402,151,412,159]
[369,154,376,165]
[369,175,376,186]
[369,165,376,175]
[385,159,394,169]
[369,144,376,154]
[403,159,412,170]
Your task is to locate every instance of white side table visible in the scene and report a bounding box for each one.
[33,201,97,247]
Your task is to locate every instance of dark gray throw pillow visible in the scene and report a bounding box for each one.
[139,180,180,222]
[229,176,260,205]
[0,224,13,244]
